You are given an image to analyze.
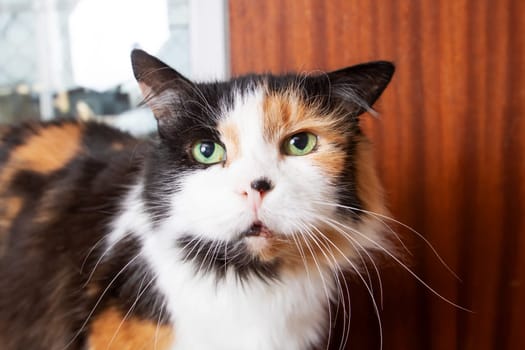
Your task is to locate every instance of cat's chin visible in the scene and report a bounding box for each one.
[242,222,275,255]
[244,235,271,253]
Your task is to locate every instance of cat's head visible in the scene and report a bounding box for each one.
[131,50,394,281]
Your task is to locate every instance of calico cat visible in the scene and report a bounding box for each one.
[0,49,394,350]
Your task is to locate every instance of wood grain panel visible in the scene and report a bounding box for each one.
[229,0,525,349]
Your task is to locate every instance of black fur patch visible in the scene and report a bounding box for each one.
[89,236,169,323]
[336,125,364,221]
[177,234,281,283]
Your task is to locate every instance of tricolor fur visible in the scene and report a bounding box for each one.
[0,50,394,350]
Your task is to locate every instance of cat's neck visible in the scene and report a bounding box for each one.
[145,233,334,350]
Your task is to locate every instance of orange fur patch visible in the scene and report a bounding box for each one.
[262,92,348,177]
[88,307,174,350]
[262,92,387,268]
[0,123,83,190]
[217,120,241,165]
[8,123,82,173]
[0,123,84,226]
[259,91,356,270]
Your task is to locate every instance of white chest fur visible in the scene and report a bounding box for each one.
[142,236,334,350]
[108,178,342,350]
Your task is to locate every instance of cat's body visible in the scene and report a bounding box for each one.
[0,50,394,350]
[0,121,165,349]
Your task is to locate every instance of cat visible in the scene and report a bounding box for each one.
[0,49,394,350]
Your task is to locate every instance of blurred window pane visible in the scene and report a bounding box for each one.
[0,0,190,136]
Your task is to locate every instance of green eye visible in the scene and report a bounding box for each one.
[283,132,317,156]
[192,141,226,164]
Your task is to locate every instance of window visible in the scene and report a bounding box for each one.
[0,0,227,135]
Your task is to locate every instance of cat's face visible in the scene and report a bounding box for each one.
[131,50,394,281]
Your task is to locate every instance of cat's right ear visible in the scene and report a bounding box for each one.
[131,49,193,119]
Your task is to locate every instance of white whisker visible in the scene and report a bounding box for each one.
[62,253,141,350]
[106,275,156,350]
[313,200,460,281]
[153,300,167,350]
[295,227,334,349]
[305,221,383,350]
[325,217,471,312]
[80,236,106,275]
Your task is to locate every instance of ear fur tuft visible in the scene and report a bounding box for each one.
[327,61,395,116]
[130,49,193,119]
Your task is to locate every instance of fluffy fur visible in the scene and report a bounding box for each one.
[0,50,394,350]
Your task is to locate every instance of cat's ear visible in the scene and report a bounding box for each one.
[326,61,395,116]
[130,49,193,119]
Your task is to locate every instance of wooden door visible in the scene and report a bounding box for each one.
[229,1,525,349]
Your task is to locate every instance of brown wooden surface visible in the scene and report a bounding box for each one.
[229,1,525,349]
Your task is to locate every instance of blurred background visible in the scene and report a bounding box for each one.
[1,0,524,349]
[0,0,227,134]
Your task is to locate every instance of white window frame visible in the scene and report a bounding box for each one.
[188,0,230,81]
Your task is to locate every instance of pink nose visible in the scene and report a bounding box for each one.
[239,178,274,215]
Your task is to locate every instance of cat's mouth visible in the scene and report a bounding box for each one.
[242,221,276,256]
[243,221,273,239]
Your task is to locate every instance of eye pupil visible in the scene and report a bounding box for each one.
[290,133,309,150]
[200,142,215,158]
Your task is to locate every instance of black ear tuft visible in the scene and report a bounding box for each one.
[130,49,192,92]
[327,61,395,116]
[130,49,194,119]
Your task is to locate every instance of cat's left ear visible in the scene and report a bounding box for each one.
[326,61,395,116]
[131,49,194,119]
